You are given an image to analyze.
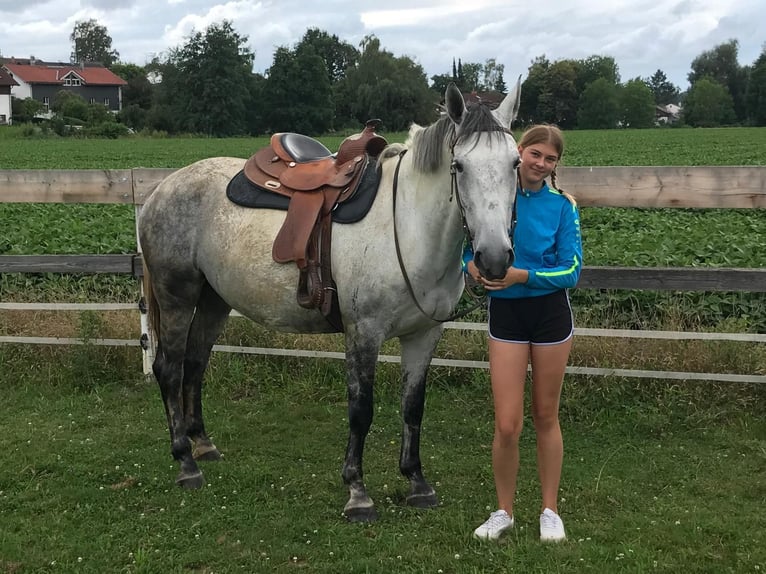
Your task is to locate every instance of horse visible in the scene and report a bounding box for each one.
[138,80,522,522]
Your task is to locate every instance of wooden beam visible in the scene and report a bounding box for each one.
[558,166,766,208]
[0,166,765,207]
[577,266,766,292]
[0,169,135,203]
[0,254,134,274]
[132,168,174,205]
[3,255,764,292]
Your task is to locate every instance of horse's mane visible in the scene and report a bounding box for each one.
[404,104,509,174]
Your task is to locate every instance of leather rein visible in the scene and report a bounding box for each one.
[391,142,516,323]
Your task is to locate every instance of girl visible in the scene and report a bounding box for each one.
[465,124,582,542]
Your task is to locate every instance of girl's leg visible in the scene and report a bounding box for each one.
[488,338,530,514]
[529,339,572,512]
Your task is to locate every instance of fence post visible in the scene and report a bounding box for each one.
[133,185,155,377]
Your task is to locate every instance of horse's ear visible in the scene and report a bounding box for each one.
[494,75,522,128]
[445,82,466,125]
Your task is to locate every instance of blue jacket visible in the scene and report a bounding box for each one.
[463,182,582,299]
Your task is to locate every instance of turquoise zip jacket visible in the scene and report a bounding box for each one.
[463,182,582,299]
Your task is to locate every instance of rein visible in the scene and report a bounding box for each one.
[391,149,488,323]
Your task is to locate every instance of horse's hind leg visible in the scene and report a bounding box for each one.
[182,282,231,462]
[341,326,383,522]
[398,327,442,508]
[152,278,206,489]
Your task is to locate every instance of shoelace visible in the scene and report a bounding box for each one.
[541,512,561,529]
[484,511,510,528]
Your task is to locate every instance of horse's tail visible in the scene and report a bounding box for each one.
[142,261,160,345]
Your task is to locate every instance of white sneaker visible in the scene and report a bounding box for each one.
[473,509,514,540]
[539,508,566,542]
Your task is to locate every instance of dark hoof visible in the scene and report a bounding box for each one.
[344,507,379,523]
[193,445,222,461]
[406,492,438,508]
[176,471,205,489]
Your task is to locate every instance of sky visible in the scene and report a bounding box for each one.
[1,0,764,91]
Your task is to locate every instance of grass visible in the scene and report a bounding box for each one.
[0,343,764,574]
[0,128,765,572]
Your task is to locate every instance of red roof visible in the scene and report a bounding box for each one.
[0,67,19,87]
[3,62,126,86]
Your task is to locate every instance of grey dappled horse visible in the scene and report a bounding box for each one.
[138,81,522,522]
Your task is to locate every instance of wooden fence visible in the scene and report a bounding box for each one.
[1,166,765,384]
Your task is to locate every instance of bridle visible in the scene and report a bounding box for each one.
[391,132,518,323]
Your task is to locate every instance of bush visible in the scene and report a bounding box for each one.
[84,121,130,139]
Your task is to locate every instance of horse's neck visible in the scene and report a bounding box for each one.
[397,160,463,271]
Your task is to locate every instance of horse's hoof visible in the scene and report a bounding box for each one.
[176,471,205,489]
[193,445,222,461]
[406,491,438,508]
[344,506,379,523]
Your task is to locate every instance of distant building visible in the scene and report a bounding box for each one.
[0,57,127,118]
[0,67,19,125]
[656,103,682,124]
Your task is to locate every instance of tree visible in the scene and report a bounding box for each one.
[110,63,153,109]
[537,59,579,129]
[518,56,550,124]
[154,21,255,136]
[459,62,482,91]
[295,28,358,85]
[264,45,334,134]
[645,69,680,105]
[688,40,748,122]
[619,78,655,128]
[430,73,453,95]
[481,58,505,92]
[52,90,89,122]
[682,77,736,127]
[576,78,620,129]
[334,35,435,132]
[577,55,620,93]
[11,97,42,122]
[745,48,766,126]
[70,19,119,67]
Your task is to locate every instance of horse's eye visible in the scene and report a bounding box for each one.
[452,160,464,173]
[513,157,521,170]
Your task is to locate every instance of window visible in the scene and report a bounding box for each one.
[0,114,6,124]
[43,96,50,112]
[64,77,81,86]
[89,98,96,104]
[103,98,110,107]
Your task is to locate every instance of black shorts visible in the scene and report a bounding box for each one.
[488,290,573,345]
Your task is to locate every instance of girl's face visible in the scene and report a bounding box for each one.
[518,142,559,189]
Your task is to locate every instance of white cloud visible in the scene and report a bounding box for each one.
[1,0,763,88]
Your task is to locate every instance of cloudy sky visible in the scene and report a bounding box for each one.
[1,0,764,90]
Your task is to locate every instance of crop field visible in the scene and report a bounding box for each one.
[0,127,765,573]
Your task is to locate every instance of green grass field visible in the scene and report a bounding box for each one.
[0,128,765,573]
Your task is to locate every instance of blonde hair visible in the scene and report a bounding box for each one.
[519,124,576,205]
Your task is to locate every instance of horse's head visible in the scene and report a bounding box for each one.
[444,78,521,281]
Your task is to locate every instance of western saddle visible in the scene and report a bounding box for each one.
[242,120,387,330]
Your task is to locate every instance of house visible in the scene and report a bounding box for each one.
[1,57,127,117]
[655,103,682,124]
[0,67,19,125]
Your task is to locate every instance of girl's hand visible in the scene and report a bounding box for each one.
[479,267,528,291]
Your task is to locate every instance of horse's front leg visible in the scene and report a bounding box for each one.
[341,328,381,522]
[398,327,443,508]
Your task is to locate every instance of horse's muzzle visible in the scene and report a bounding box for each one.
[474,248,514,281]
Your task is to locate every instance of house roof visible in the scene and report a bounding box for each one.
[2,61,126,87]
[0,67,19,87]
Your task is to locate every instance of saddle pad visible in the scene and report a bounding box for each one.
[226,161,381,224]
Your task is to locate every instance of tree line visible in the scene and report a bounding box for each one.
[10,18,766,136]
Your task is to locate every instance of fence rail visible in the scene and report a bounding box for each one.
[2,167,765,383]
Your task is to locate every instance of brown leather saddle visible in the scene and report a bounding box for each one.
[241,120,387,330]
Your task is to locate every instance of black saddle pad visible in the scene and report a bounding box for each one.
[226,159,381,224]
